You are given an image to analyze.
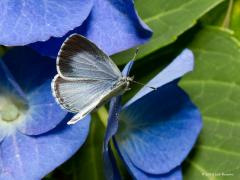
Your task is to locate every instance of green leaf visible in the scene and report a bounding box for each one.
[180,27,240,179]
[112,0,224,65]
[0,46,8,57]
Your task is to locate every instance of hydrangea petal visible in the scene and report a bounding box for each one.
[0,60,26,102]
[125,49,194,107]
[111,147,182,180]
[0,0,93,46]
[122,60,134,77]
[81,0,152,55]
[104,137,121,179]
[0,171,14,180]
[103,61,134,179]
[0,133,4,143]
[3,47,55,93]
[2,47,66,135]
[30,0,152,57]
[0,115,91,179]
[18,79,67,135]
[0,134,4,143]
[115,82,202,174]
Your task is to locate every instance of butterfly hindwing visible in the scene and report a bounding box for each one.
[52,75,118,112]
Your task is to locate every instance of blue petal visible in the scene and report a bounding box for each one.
[0,60,26,102]
[111,146,183,180]
[115,82,202,174]
[0,0,93,46]
[103,61,134,179]
[19,79,67,135]
[125,49,194,107]
[104,140,122,180]
[0,172,14,180]
[103,97,122,180]
[2,47,66,135]
[81,0,152,55]
[30,0,152,57]
[0,115,91,179]
[3,47,55,92]
[122,60,134,77]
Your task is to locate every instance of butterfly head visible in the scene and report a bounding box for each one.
[118,76,133,91]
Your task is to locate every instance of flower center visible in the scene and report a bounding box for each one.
[0,96,27,122]
[1,103,20,121]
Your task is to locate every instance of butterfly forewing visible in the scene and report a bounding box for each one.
[57,34,122,81]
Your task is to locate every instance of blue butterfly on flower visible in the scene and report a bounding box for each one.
[0,1,202,179]
[103,49,202,179]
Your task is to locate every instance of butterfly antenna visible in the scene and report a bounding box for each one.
[131,80,157,90]
[130,48,156,90]
[132,48,139,61]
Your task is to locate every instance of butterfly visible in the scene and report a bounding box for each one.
[51,34,136,125]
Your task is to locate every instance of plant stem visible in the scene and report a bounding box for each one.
[222,0,234,28]
[0,46,9,57]
[96,106,108,127]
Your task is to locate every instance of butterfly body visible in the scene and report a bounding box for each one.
[95,76,133,109]
[51,34,132,124]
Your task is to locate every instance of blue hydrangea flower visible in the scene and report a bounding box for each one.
[0,0,152,57]
[103,49,202,179]
[0,47,90,179]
